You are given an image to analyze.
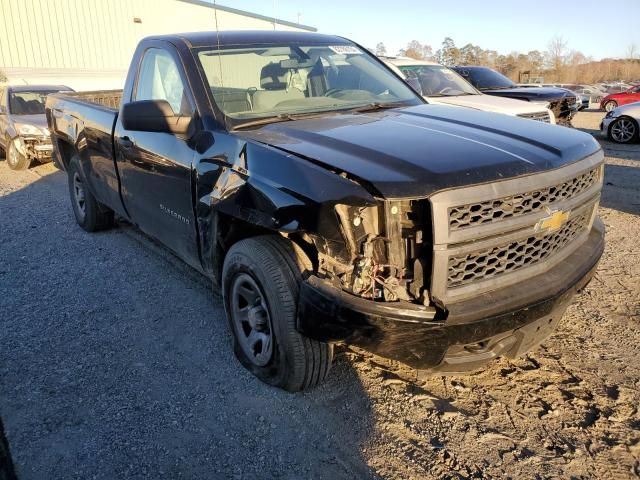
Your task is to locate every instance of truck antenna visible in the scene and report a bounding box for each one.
[212,0,225,106]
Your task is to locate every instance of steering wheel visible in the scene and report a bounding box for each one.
[438,87,454,94]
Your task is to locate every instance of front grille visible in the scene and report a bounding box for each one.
[447,211,589,288]
[517,111,551,123]
[448,167,600,231]
[428,152,604,303]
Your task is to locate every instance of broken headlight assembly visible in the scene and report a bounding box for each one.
[320,201,432,305]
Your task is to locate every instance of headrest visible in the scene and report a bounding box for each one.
[260,62,290,90]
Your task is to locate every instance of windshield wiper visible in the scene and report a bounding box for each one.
[348,102,411,113]
[232,112,309,130]
[481,86,514,90]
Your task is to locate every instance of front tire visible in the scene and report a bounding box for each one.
[222,236,333,392]
[67,155,114,231]
[6,139,30,170]
[604,100,618,112]
[608,116,639,144]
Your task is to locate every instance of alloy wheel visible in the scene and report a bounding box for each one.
[7,142,18,167]
[73,172,87,221]
[604,101,617,112]
[610,118,636,143]
[230,273,273,367]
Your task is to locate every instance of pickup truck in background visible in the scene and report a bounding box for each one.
[46,31,605,391]
[0,84,73,170]
[452,66,579,126]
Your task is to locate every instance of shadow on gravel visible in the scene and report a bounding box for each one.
[601,164,640,215]
[0,417,18,480]
[0,171,379,479]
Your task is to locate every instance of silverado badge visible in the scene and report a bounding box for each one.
[535,209,570,233]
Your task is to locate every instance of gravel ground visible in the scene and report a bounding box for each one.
[0,110,639,479]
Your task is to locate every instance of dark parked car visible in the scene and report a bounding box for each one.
[46,31,604,391]
[0,84,73,169]
[452,66,579,125]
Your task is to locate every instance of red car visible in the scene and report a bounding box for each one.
[601,84,640,112]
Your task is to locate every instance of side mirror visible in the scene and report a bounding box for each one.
[121,100,191,135]
[406,77,424,96]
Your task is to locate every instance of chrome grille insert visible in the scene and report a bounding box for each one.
[448,166,599,231]
[517,111,551,123]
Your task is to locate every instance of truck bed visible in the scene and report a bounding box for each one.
[55,89,123,111]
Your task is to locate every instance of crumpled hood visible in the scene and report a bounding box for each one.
[238,104,600,198]
[481,87,572,102]
[11,114,48,130]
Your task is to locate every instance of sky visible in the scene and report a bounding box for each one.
[224,0,639,61]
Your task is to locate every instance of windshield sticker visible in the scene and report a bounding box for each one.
[329,45,363,55]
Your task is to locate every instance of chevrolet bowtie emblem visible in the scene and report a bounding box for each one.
[535,209,570,233]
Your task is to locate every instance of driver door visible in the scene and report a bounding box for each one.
[115,46,201,269]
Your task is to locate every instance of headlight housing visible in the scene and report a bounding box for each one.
[17,124,45,136]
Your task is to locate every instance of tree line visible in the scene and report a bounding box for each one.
[374,37,640,84]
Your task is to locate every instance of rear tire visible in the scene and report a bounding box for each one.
[6,139,30,170]
[222,235,333,392]
[67,155,114,231]
[604,100,618,112]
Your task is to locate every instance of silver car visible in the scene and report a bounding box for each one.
[600,101,640,144]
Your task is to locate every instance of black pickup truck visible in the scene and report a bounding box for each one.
[452,66,579,126]
[46,31,605,391]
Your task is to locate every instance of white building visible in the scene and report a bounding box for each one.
[0,0,315,90]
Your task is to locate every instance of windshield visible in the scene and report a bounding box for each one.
[9,91,59,115]
[194,43,421,124]
[456,68,515,90]
[398,65,477,96]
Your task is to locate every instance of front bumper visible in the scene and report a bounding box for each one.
[16,136,54,162]
[297,219,605,372]
[600,117,614,136]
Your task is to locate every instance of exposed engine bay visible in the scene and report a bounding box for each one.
[313,201,432,306]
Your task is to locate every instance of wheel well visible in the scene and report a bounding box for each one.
[212,213,319,284]
[611,115,639,131]
[55,139,76,170]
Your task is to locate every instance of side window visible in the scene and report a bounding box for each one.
[632,86,640,93]
[134,48,192,116]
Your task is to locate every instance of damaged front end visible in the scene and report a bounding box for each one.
[14,134,54,162]
[311,199,434,307]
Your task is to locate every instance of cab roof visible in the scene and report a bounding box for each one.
[381,56,440,67]
[147,30,353,49]
[7,85,72,92]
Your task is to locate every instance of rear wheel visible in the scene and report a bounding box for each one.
[609,116,638,144]
[6,139,30,170]
[604,100,618,112]
[222,236,333,391]
[67,155,114,231]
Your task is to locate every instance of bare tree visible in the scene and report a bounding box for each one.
[547,35,568,73]
[627,43,638,60]
[375,42,387,56]
[404,40,429,60]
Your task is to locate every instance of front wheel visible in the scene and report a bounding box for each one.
[604,100,617,112]
[609,117,638,144]
[222,236,333,391]
[6,139,30,170]
[67,155,115,231]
